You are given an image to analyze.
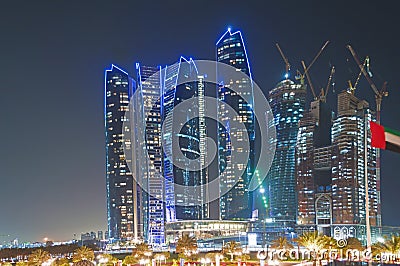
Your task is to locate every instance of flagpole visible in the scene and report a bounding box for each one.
[364,114,372,252]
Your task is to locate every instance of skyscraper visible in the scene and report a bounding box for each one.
[105,65,136,240]
[296,99,334,233]
[267,79,306,221]
[134,64,165,245]
[296,90,381,235]
[216,28,255,219]
[331,91,380,226]
[162,57,209,220]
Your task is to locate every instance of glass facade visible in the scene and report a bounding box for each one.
[163,58,209,221]
[295,91,381,233]
[135,64,165,245]
[216,28,255,219]
[267,79,306,222]
[296,112,317,225]
[296,99,334,229]
[165,220,247,243]
[331,91,380,226]
[105,65,136,240]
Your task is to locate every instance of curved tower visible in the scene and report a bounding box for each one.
[267,79,306,221]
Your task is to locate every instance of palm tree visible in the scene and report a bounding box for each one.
[205,252,223,261]
[72,246,94,262]
[321,235,338,250]
[100,254,118,266]
[222,241,241,261]
[51,257,70,266]
[28,249,51,266]
[123,255,137,266]
[132,243,152,260]
[372,235,400,262]
[153,253,169,266]
[271,236,294,250]
[341,237,363,250]
[176,235,197,260]
[383,235,400,254]
[295,232,328,266]
[296,232,330,251]
[239,254,250,263]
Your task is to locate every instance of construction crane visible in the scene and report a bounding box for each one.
[346,44,388,253]
[319,66,336,102]
[301,61,335,102]
[301,60,317,99]
[347,56,369,95]
[346,45,388,123]
[275,43,291,79]
[295,40,330,99]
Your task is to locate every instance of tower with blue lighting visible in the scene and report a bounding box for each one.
[267,79,306,222]
[105,65,137,240]
[135,64,165,245]
[216,28,255,219]
[162,57,209,221]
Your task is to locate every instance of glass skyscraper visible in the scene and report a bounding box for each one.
[216,28,255,219]
[267,79,306,221]
[162,57,209,221]
[134,64,165,245]
[105,65,136,240]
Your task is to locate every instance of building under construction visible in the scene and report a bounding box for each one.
[296,90,381,242]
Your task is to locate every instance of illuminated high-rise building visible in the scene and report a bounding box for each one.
[134,64,165,245]
[296,90,381,235]
[296,99,334,234]
[105,65,136,240]
[216,28,255,219]
[267,79,306,222]
[162,57,209,221]
[331,91,380,226]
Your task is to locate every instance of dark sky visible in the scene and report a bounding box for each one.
[1,1,399,242]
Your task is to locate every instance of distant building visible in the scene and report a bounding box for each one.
[267,79,306,221]
[98,231,103,240]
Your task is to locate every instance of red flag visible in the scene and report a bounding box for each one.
[370,121,386,149]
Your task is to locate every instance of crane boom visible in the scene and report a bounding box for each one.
[296,40,330,100]
[301,60,317,99]
[324,66,335,99]
[304,40,330,74]
[276,43,290,77]
[354,57,368,89]
[346,45,380,95]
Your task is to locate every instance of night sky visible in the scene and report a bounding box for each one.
[1,1,399,242]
